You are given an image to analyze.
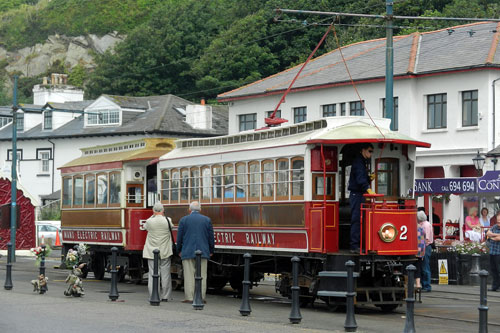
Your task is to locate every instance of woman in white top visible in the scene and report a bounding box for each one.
[480,207,490,228]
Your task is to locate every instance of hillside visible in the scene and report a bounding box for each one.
[0,0,498,104]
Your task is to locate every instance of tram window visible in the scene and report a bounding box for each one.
[262,160,274,200]
[109,172,121,206]
[376,158,399,198]
[276,159,289,200]
[126,184,143,207]
[248,162,260,200]
[85,174,95,207]
[97,173,108,206]
[312,174,335,200]
[73,176,83,207]
[171,169,179,202]
[224,164,235,201]
[236,162,247,201]
[161,170,169,202]
[212,165,222,202]
[201,166,211,202]
[180,169,189,202]
[291,158,304,199]
[62,177,72,207]
[190,167,200,200]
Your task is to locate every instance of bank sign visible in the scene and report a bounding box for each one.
[414,171,500,194]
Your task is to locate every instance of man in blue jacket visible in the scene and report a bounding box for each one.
[348,143,375,253]
[177,201,214,303]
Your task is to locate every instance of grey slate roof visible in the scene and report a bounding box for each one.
[218,22,500,101]
[0,94,228,141]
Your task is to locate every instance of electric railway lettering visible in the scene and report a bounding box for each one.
[245,232,275,245]
[62,230,122,243]
[214,232,236,244]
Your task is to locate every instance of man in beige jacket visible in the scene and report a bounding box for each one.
[143,202,174,301]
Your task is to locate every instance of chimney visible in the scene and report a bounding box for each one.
[51,73,56,85]
[42,77,48,85]
[186,103,212,130]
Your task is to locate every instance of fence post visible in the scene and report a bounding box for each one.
[193,250,204,310]
[150,249,160,306]
[289,256,302,324]
[404,264,416,333]
[109,247,119,301]
[344,260,357,332]
[239,253,252,316]
[4,242,13,290]
[478,270,488,333]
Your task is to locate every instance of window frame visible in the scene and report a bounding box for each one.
[349,100,364,116]
[200,166,211,203]
[248,161,261,202]
[223,163,235,202]
[462,90,478,127]
[170,169,180,204]
[261,159,275,201]
[73,176,84,208]
[293,106,307,124]
[290,157,305,200]
[382,97,399,131]
[62,176,73,208]
[126,184,144,207]
[427,93,447,129]
[275,158,290,201]
[322,104,336,117]
[312,173,336,200]
[238,113,257,132]
[212,165,222,203]
[43,110,53,130]
[160,169,170,203]
[190,167,200,201]
[84,174,96,208]
[235,162,247,202]
[180,168,189,203]
[108,171,121,207]
[375,157,400,199]
[96,173,108,207]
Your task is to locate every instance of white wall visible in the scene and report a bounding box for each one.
[33,85,84,105]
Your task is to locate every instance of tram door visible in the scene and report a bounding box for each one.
[146,164,158,208]
[310,146,338,253]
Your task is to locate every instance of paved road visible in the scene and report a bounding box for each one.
[0,255,495,332]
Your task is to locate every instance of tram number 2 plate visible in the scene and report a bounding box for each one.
[400,225,408,240]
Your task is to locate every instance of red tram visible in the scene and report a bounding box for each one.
[60,118,430,310]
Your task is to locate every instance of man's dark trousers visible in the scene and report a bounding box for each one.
[350,192,364,250]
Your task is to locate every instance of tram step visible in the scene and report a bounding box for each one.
[318,271,360,278]
[317,291,349,298]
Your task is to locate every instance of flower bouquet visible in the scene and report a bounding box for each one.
[448,241,489,255]
[65,243,89,268]
[30,245,52,265]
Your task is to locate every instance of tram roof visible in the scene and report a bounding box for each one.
[60,138,176,172]
[159,117,430,162]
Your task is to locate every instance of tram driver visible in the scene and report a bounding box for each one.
[348,143,376,253]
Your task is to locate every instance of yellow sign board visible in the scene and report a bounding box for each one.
[438,259,448,285]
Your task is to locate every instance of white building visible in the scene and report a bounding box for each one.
[0,79,228,205]
[217,22,500,230]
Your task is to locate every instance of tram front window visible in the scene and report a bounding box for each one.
[376,158,399,197]
[127,185,143,205]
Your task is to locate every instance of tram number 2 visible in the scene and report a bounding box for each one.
[400,225,408,240]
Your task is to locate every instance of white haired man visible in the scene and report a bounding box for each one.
[176,201,214,303]
[143,202,174,301]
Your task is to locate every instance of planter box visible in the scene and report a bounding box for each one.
[431,252,491,285]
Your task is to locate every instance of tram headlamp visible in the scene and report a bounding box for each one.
[378,223,398,243]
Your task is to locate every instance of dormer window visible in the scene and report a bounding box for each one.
[87,108,120,126]
[43,110,52,130]
[16,112,24,132]
[0,116,11,128]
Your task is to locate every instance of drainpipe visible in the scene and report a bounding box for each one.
[492,78,500,151]
[48,139,55,194]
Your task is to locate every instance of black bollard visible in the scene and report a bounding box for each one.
[39,244,47,294]
[470,254,481,286]
[193,250,204,310]
[478,270,488,333]
[289,256,302,324]
[4,242,13,290]
[150,249,161,306]
[344,260,357,332]
[404,264,416,333]
[109,247,119,301]
[239,253,252,316]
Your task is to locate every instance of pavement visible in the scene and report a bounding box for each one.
[0,254,497,332]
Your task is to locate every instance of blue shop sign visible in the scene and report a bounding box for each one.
[414,171,500,194]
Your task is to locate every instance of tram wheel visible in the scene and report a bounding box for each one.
[92,253,105,280]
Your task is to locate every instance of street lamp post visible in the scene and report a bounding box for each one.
[473,151,485,177]
[9,76,18,263]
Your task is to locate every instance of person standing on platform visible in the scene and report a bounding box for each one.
[417,210,434,292]
[348,143,375,253]
[143,202,174,302]
[177,201,214,303]
[486,211,500,291]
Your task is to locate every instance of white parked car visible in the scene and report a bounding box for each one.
[37,223,62,247]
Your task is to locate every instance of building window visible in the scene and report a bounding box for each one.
[293,106,307,123]
[322,104,336,117]
[462,90,478,127]
[239,113,256,131]
[340,103,346,116]
[0,116,11,128]
[43,110,52,130]
[382,97,399,131]
[427,93,447,129]
[16,112,24,131]
[349,101,364,116]
[7,149,22,161]
[39,151,50,173]
[266,110,281,119]
[87,109,120,126]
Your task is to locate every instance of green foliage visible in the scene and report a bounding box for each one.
[68,64,86,88]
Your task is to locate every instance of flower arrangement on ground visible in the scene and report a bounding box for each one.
[434,239,489,255]
[65,243,88,268]
[30,245,52,265]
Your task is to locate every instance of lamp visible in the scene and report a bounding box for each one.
[472,150,485,176]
